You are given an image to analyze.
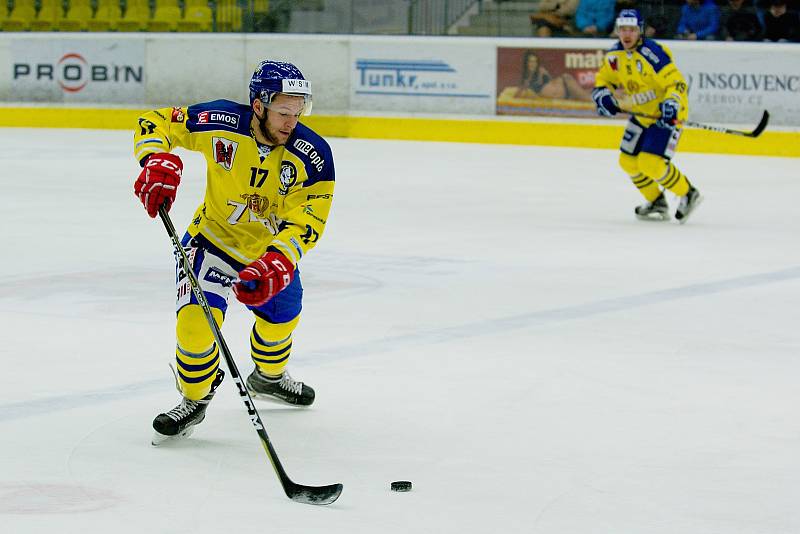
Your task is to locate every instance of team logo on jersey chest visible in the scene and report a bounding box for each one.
[241,193,269,217]
[213,137,238,171]
[609,56,618,71]
[278,162,298,195]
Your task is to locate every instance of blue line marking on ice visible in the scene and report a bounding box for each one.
[1,266,798,422]
[0,379,169,423]
[300,266,800,360]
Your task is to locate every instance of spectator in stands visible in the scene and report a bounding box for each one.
[529,0,579,37]
[636,0,684,37]
[675,0,721,39]
[720,0,763,40]
[762,0,799,41]
[254,0,292,32]
[514,50,592,101]
[574,0,617,36]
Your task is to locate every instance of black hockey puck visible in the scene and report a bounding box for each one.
[390,481,412,492]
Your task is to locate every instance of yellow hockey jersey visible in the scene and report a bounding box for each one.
[133,100,334,267]
[595,38,689,126]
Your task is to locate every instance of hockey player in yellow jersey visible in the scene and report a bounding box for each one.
[592,9,702,223]
[132,60,335,444]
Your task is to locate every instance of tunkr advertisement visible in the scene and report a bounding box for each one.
[350,40,494,114]
[10,38,145,103]
[675,47,800,126]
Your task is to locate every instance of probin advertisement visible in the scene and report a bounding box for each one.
[10,39,145,103]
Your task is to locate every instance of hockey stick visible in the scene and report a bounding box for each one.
[623,109,770,138]
[158,205,343,506]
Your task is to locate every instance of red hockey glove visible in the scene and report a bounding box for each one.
[134,153,183,218]
[233,252,295,306]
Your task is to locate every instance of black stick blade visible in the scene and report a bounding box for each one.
[287,482,343,505]
[749,110,769,138]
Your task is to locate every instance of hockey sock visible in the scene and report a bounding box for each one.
[175,344,220,400]
[620,153,661,202]
[656,162,690,197]
[638,153,690,197]
[251,315,300,377]
[629,173,662,202]
[175,304,223,400]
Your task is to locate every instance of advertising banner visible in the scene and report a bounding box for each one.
[1,34,798,127]
[676,48,800,126]
[350,40,495,114]
[496,47,601,118]
[10,38,145,103]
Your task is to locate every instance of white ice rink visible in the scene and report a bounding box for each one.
[1,127,799,533]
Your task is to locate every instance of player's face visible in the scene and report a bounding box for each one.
[618,25,641,50]
[254,94,306,146]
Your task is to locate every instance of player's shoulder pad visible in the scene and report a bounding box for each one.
[186,100,252,136]
[285,122,335,187]
[637,39,672,73]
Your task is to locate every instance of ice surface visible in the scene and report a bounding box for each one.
[1,128,798,533]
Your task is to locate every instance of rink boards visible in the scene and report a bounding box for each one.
[0,105,796,157]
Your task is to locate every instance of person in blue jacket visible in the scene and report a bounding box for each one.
[675,0,721,39]
[575,0,617,35]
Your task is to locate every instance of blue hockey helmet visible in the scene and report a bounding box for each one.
[615,8,644,31]
[249,60,313,116]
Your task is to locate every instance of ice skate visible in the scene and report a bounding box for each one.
[675,186,702,224]
[152,368,225,445]
[246,368,315,406]
[634,192,670,221]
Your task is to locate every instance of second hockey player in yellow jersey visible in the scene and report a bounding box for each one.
[133,60,335,445]
[592,9,702,223]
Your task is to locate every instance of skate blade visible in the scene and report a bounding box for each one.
[151,426,195,446]
[248,388,288,403]
[635,212,670,222]
[677,195,703,225]
[247,387,312,407]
